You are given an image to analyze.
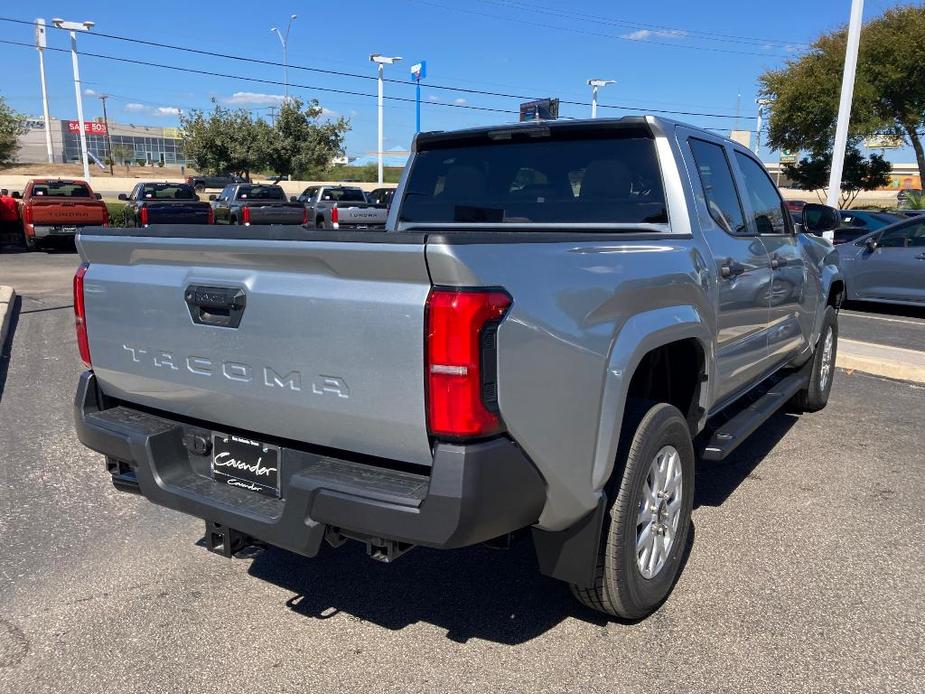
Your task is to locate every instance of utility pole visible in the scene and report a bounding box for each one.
[587,79,615,119]
[98,95,114,176]
[271,15,298,101]
[370,54,401,184]
[53,17,95,181]
[826,0,865,229]
[34,19,54,163]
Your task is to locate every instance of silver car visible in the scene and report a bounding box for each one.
[836,218,925,306]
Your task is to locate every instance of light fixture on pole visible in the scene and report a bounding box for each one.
[755,98,772,155]
[271,14,298,101]
[587,79,615,119]
[370,54,402,185]
[826,0,865,232]
[34,19,54,164]
[52,17,95,182]
[410,61,427,134]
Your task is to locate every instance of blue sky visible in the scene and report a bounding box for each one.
[0,0,915,163]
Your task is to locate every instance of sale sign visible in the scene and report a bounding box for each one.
[66,120,107,135]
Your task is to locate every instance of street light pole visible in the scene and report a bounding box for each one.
[271,15,298,101]
[587,79,615,119]
[34,19,54,163]
[98,95,114,176]
[370,54,402,185]
[53,18,95,181]
[826,0,865,224]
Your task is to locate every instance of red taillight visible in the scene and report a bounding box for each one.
[242,206,251,225]
[331,206,339,225]
[425,287,511,439]
[301,206,309,226]
[73,263,91,367]
[139,206,149,227]
[208,206,215,225]
[23,204,33,226]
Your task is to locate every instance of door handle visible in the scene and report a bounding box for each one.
[184,285,247,328]
[720,260,746,279]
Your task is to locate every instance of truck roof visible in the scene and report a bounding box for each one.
[411,115,732,151]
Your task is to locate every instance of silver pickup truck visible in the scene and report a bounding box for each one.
[73,117,842,620]
[297,185,389,229]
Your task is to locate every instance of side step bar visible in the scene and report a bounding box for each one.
[700,371,808,461]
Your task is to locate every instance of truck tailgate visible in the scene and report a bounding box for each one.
[77,232,434,466]
[146,203,211,224]
[247,204,305,225]
[337,205,388,227]
[31,199,107,226]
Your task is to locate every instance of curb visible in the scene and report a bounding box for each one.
[837,338,925,384]
[0,285,15,354]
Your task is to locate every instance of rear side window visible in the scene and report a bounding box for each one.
[398,132,667,225]
[689,139,746,235]
[735,152,789,235]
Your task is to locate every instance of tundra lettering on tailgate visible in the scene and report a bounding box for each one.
[121,345,348,397]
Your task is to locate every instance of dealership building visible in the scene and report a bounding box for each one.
[15,116,188,167]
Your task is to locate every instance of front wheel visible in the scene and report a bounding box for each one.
[571,402,694,620]
[791,305,838,412]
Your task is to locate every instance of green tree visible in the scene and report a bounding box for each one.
[262,98,349,180]
[180,102,266,180]
[0,97,27,165]
[760,5,925,183]
[111,143,134,167]
[784,147,891,207]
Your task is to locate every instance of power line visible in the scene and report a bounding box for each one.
[404,0,805,58]
[0,38,519,116]
[0,16,756,120]
[474,0,811,49]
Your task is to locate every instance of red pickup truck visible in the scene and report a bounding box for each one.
[13,179,108,250]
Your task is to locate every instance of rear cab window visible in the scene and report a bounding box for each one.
[397,124,667,228]
[322,187,367,202]
[237,185,285,201]
[140,183,197,200]
[31,181,92,198]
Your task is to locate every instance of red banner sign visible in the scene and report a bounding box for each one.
[66,120,107,135]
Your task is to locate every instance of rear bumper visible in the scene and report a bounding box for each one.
[32,224,83,238]
[74,371,546,557]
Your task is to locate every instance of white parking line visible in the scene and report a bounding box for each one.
[840,311,925,327]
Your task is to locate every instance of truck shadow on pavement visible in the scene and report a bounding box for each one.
[0,294,22,403]
[244,410,797,643]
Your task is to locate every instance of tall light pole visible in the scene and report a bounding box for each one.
[587,79,615,119]
[826,0,865,227]
[370,54,401,184]
[98,94,115,176]
[52,17,94,181]
[34,19,54,163]
[755,98,772,154]
[271,14,298,101]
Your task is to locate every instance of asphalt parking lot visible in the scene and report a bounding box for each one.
[1,249,924,693]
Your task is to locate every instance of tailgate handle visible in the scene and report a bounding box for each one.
[184,285,246,328]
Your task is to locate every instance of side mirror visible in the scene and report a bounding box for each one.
[290,196,298,202]
[208,194,217,201]
[11,191,21,199]
[802,203,840,234]
[117,193,128,201]
[95,192,103,200]
[864,237,878,252]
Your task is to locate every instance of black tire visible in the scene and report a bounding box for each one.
[315,216,325,229]
[22,230,37,251]
[230,216,238,226]
[571,401,695,620]
[791,305,838,413]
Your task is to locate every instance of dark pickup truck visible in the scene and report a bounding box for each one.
[118,182,213,227]
[211,184,307,226]
[186,173,246,192]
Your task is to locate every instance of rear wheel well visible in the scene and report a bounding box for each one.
[827,280,844,309]
[626,339,705,432]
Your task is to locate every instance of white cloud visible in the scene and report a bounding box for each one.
[453,98,467,105]
[124,103,146,112]
[154,106,180,117]
[621,28,687,41]
[320,107,339,119]
[427,95,440,102]
[223,91,285,105]
[83,88,97,96]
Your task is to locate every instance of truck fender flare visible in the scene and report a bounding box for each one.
[590,305,712,492]
[814,263,844,343]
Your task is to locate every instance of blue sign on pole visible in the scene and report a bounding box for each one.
[411,60,427,133]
